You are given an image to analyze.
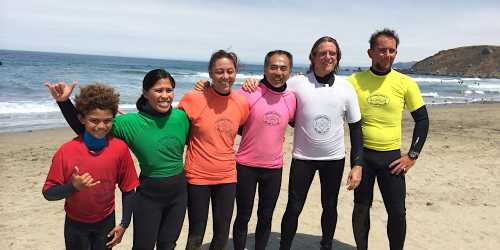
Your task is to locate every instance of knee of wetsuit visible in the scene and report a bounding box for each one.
[353,202,371,215]
[387,205,406,221]
[322,198,339,211]
[236,209,253,223]
[256,207,274,220]
[353,195,373,207]
[287,199,306,216]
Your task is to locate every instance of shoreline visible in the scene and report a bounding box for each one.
[3,101,500,135]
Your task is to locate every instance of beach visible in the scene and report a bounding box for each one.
[1,103,499,250]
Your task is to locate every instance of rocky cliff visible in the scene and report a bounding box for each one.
[410,45,500,78]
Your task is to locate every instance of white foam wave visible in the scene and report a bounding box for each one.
[412,76,490,83]
[0,102,138,114]
[194,72,210,78]
[432,95,469,100]
[194,72,263,79]
[468,83,500,92]
[422,92,439,97]
[0,101,60,114]
[462,77,482,81]
[412,77,460,83]
[119,104,137,110]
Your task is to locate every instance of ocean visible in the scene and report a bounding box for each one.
[1,50,500,133]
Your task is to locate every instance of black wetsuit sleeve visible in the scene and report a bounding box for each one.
[348,120,364,168]
[43,183,78,201]
[120,190,135,228]
[409,106,429,154]
[57,100,84,135]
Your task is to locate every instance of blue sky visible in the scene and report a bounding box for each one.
[1,0,499,66]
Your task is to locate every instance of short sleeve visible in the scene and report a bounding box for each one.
[42,148,67,193]
[117,146,139,192]
[111,116,125,140]
[346,74,355,84]
[404,78,425,112]
[344,83,362,123]
[285,92,297,122]
[178,91,196,120]
[238,97,250,126]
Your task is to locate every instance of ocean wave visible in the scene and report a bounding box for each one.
[467,83,500,92]
[412,76,492,82]
[193,72,263,79]
[0,102,60,114]
[119,69,149,75]
[413,77,461,83]
[0,101,138,114]
[422,92,439,97]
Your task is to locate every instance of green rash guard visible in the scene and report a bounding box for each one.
[112,108,190,177]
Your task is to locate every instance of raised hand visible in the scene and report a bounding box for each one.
[44,80,77,102]
[71,166,100,191]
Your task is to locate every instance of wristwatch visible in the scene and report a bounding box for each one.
[408,151,419,160]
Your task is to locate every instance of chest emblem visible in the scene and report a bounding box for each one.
[313,115,331,135]
[215,118,234,136]
[263,111,281,126]
[367,94,389,107]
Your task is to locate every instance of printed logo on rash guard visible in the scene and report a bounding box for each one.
[313,115,331,135]
[215,118,234,136]
[157,136,182,155]
[263,111,281,126]
[367,94,390,107]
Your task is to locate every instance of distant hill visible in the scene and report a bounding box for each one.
[410,45,500,78]
[393,61,417,69]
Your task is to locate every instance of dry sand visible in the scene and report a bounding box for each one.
[1,103,499,250]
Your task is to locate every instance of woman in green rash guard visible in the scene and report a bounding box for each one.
[45,69,190,250]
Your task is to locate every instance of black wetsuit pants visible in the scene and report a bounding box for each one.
[64,212,115,250]
[133,173,187,250]
[233,163,283,250]
[186,183,236,250]
[352,149,406,250]
[280,158,345,250]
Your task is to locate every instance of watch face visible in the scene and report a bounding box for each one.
[408,151,419,160]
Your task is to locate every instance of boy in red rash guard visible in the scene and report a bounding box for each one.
[42,84,139,250]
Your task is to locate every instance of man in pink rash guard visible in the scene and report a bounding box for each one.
[232,50,296,250]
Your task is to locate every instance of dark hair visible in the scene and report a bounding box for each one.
[208,50,239,72]
[308,36,342,74]
[369,28,400,49]
[75,83,120,116]
[136,69,175,109]
[264,50,293,69]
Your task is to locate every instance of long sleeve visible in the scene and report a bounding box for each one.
[409,106,429,154]
[348,120,364,168]
[42,183,78,201]
[57,100,84,135]
[119,190,135,228]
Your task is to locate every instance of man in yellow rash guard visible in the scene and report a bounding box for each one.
[347,29,429,250]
